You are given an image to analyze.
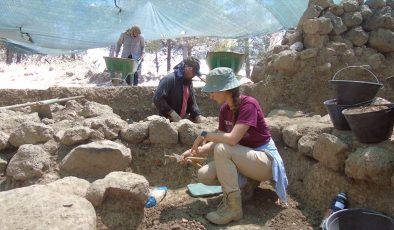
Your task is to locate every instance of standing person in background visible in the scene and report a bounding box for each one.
[115,25,145,86]
[153,56,205,123]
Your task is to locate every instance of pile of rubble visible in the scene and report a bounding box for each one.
[0,100,216,229]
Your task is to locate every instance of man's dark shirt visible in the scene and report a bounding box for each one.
[153,72,200,119]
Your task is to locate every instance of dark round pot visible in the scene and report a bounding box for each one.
[330,66,383,105]
[342,105,394,144]
[324,99,372,130]
[324,208,394,230]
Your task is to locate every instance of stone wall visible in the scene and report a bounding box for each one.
[250,0,394,114]
[267,114,394,218]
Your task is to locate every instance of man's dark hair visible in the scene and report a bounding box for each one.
[183,57,200,75]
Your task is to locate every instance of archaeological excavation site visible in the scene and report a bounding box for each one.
[1,0,394,230]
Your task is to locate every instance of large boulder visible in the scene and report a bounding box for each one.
[86,171,149,207]
[342,0,361,12]
[303,17,333,34]
[59,126,95,146]
[368,29,394,53]
[272,50,301,75]
[342,11,363,28]
[313,133,350,172]
[60,140,132,178]
[345,26,369,46]
[345,146,394,185]
[120,122,149,144]
[148,117,178,144]
[8,122,53,147]
[177,119,199,146]
[6,144,51,181]
[86,172,149,230]
[83,115,128,140]
[323,12,348,35]
[298,133,319,157]
[0,110,40,135]
[282,122,333,149]
[0,186,96,230]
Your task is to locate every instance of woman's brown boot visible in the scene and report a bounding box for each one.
[206,191,243,225]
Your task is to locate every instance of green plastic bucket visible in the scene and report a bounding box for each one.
[206,51,245,74]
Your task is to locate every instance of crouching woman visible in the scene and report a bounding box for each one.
[181,67,288,225]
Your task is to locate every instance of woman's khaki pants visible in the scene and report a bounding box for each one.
[198,143,273,194]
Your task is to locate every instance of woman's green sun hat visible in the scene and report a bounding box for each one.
[202,67,242,93]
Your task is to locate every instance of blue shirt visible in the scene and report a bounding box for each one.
[255,138,288,204]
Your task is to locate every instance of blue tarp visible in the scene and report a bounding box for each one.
[0,0,341,54]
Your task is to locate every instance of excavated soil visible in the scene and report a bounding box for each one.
[106,144,319,230]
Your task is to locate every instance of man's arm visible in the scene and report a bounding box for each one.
[115,33,124,57]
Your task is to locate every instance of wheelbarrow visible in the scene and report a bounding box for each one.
[206,51,245,74]
[103,56,138,86]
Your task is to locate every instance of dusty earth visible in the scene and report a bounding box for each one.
[124,144,319,230]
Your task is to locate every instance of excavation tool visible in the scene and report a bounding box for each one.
[0,95,85,119]
[164,153,206,168]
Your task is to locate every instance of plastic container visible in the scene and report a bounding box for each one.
[324,208,394,230]
[329,66,383,105]
[206,51,245,74]
[145,186,168,208]
[320,192,348,228]
[342,104,394,143]
[324,99,372,130]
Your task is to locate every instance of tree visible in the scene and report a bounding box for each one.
[145,40,163,73]
[165,39,176,72]
[6,48,14,65]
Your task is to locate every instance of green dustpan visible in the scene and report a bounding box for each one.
[187,183,222,197]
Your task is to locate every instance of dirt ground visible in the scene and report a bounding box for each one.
[114,144,320,230]
[138,184,317,230]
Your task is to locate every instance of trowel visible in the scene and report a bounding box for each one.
[164,153,206,168]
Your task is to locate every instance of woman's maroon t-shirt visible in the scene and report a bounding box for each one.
[218,95,271,148]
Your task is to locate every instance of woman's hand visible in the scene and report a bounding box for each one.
[190,136,204,156]
[180,149,193,165]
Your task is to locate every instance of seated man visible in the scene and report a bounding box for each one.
[153,56,204,123]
